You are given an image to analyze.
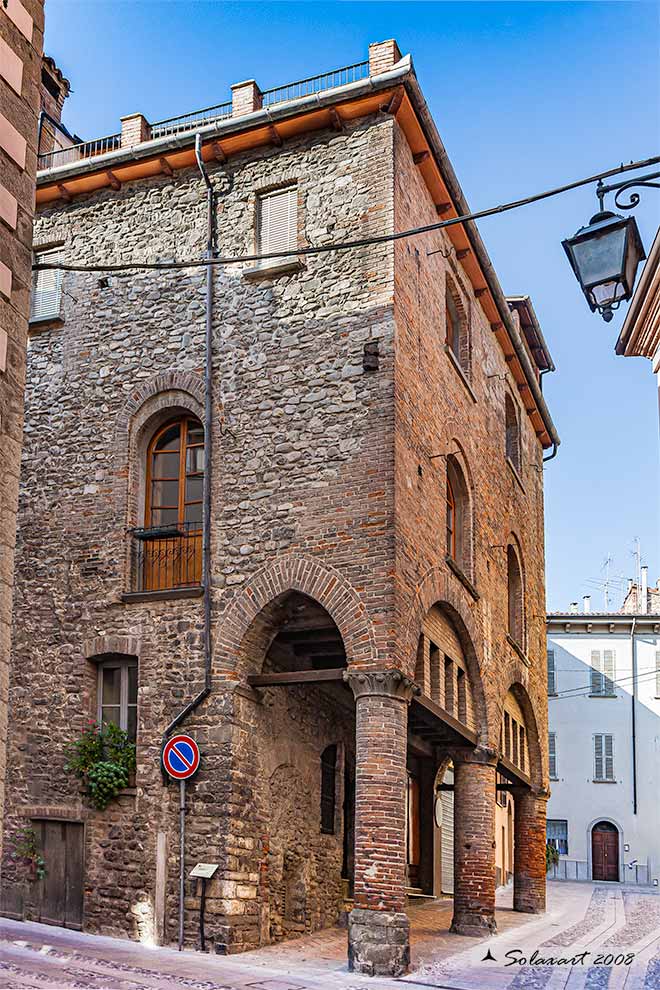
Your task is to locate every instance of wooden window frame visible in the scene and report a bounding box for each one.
[145,416,204,531]
[97,659,138,742]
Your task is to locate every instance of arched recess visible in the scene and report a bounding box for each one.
[416,604,477,734]
[214,554,377,679]
[506,535,526,652]
[445,439,475,580]
[498,675,544,790]
[404,566,489,744]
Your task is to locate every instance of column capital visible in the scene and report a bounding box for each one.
[344,668,420,703]
[452,745,498,768]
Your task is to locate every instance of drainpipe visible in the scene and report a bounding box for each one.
[161,134,215,747]
[542,442,558,463]
[631,616,638,814]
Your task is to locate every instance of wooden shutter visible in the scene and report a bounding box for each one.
[258,187,297,259]
[549,732,557,778]
[591,650,604,695]
[604,735,614,780]
[594,734,604,780]
[603,650,615,694]
[547,649,556,695]
[31,249,62,321]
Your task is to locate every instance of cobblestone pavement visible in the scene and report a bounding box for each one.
[1,882,660,990]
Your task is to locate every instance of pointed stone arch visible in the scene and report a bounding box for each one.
[214,554,378,679]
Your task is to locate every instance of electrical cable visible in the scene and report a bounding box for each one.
[32,153,660,274]
[549,666,660,701]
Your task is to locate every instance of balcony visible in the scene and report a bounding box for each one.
[127,522,202,597]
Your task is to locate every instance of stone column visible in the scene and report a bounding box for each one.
[450,749,497,936]
[513,789,548,913]
[345,669,418,978]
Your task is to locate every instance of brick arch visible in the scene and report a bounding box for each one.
[404,565,490,744]
[214,555,378,679]
[115,371,206,450]
[82,634,141,660]
[498,670,544,791]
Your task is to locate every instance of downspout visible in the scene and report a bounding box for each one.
[161,134,215,747]
[542,442,558,464]
[631,616,638,814]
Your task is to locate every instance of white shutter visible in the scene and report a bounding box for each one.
[656,651,660,697]
[440,767,454,894]
[549,732,557,778]
[31,249,62,321]
[604,735,614,780]
[547,649,556,695]
[594,734,604,780]
[603,650,615,694]
[591,650,604,696]
[258,187,297,262]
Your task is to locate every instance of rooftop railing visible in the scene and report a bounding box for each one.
[39,133,121,171]
[150,100,233,139]
[261,60,369,107]
[37,58,372,170]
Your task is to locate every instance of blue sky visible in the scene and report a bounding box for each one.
[44,1,660,610]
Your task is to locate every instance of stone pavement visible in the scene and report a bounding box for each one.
[1,882,660,990]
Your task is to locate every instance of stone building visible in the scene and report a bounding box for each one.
[0,0,45,855]
[1,40,559,975]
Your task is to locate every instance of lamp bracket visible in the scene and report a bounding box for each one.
[597,170,660,212]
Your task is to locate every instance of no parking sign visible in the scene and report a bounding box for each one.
[162,734,201,780]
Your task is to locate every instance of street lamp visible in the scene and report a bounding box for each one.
[563,210,646,323]
[563,171,660,322]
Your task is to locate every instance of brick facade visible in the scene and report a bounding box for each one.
[2,41,554,975]
[0,0,44,861]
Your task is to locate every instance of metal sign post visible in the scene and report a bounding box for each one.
[161,734,201,953]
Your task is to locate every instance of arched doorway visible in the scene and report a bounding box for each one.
[240,591,356,944]
[592,822,619,881]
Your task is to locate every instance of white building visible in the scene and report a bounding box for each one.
[547,581,660,886]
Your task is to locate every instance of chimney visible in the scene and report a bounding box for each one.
[583,595,591,613]
[641,566,649,614]
[39,55,71,155]
[368,39,403,76]
[569,602,578,614]
[628,578,633,593]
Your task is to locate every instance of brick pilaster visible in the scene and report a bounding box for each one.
[368,39,402,76]
[513,790,547,913]
[231,80,262,117]
[346,669,418,977]
[450,750,497,936]
[120,113,151,148]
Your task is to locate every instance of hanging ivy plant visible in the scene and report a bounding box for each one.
[65,719,136,811]
[546,841,560,873]
[7,826,47,882]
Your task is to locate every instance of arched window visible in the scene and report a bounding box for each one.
[507,543,524,647]
[146,416,204,529]
[139,416,204,591]
[505,394,521,473]
[320,744,337,834]
[446,456,470,574]
[446,288,461,361]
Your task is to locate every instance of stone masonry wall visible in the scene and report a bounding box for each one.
[2,113,396,943]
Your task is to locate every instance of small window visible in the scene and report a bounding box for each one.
[547,819,568,856]
[98,659,138,743]
[257,186,297,263]
[590,650,616,696]
[507,544,524,648]
[446,289,461,361]
[320,744,337,834]
[446,456,470,574]
[505,394,521,473]
[549,731,557,778]
[594,733,614,781]
[31,248,62,322]
[547,648,557,695]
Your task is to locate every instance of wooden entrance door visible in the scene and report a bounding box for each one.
[33,820,84,929]
[592,822,619,881]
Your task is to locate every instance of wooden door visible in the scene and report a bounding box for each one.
[592,823,619,881]
[407,775,421,888]
[34,820,84,929]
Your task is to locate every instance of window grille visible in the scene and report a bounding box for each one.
[547,648,556,694]
[549,731,557,778]
[547,819,568,855]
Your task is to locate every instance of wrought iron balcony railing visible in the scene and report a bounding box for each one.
[129,522,202,593]
[39,133,121,171]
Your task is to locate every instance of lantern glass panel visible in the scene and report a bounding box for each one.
[571,225,626,288]
[591,280,626,307]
